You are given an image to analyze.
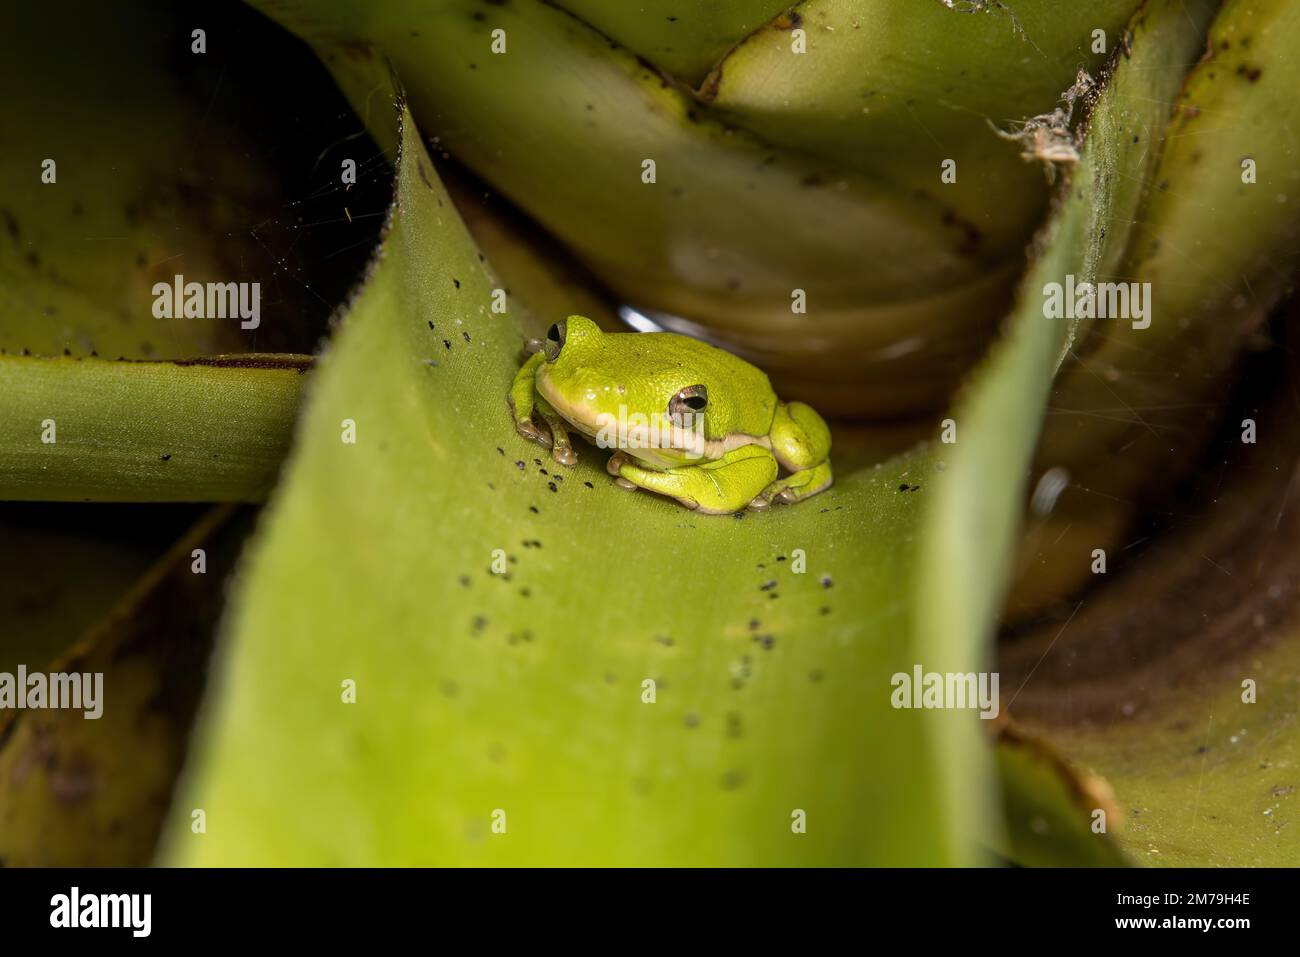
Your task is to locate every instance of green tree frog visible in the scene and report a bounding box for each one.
[508,315,833,514]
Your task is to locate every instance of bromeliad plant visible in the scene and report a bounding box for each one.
[1,0,1297,866]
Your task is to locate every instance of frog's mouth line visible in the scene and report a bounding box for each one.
[536,372,770,462]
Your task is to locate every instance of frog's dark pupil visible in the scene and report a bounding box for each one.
[547,324,561,342]
[685,395,707,410]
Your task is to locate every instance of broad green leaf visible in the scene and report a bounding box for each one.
[0,355,309,501]
[1044,630,1300,867]
[164,94,966,865]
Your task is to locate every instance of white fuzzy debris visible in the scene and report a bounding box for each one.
[993,70,1097,181]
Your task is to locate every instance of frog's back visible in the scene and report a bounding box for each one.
[639,331,777,439]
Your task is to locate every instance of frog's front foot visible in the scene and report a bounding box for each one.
[606,450,633,476]
[509,395,550,446]
[507,394,577,467]
[606,451,639,489]
[508,349,577,466]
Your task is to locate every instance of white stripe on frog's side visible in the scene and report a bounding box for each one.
[537,376,770,468]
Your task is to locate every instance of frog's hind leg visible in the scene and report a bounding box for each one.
[752,460,833,508]
[752,401,834,508]
[614,445,778,514]
[507,351,576,465]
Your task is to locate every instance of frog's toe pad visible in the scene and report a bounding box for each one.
[606,451,633,476]
[515,419,551,447]
[614,476,637,490]
[551,444,578,467]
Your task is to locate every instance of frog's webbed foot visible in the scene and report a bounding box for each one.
[614,445,778,514]
[508,350,576,466]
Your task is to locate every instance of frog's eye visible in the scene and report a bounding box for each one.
[543,320,566,362]
[669,385,708,418]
